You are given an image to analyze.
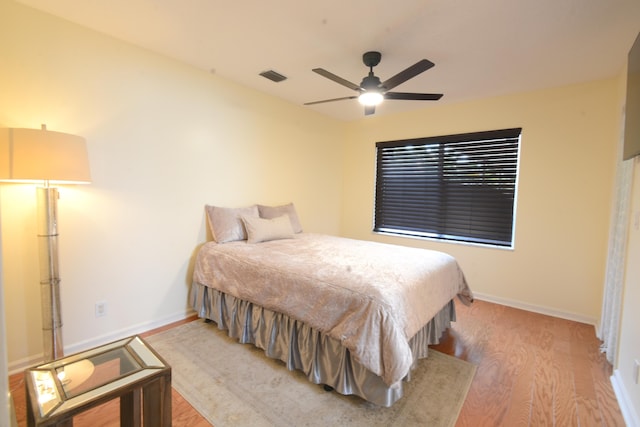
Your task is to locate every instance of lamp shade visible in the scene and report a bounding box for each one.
[0,127,91,184]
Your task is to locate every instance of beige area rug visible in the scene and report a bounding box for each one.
[146,320,476,427]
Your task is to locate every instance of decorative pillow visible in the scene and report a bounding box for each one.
[241,214,295,244]
[258,203,303,233]
[205,204,259,243]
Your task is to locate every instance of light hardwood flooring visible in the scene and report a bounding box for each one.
[433,300,624,426]
[9,299,625,426]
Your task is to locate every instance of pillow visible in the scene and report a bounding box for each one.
[258,203,303,233]
[205,204,259,243]
[241,214,295,244]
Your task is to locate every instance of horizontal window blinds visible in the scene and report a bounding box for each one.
[374,128,521,247]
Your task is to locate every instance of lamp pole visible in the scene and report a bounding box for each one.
[37,184,64,361]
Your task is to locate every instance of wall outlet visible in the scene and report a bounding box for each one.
[95,301,107,317]
[634,359,640,385]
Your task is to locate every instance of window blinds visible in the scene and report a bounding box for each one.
[374,128,521,247]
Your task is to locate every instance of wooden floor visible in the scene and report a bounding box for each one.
[9,299,625,426]
[432,300,624,426]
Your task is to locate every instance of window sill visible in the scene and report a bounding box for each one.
[372,229,515,251]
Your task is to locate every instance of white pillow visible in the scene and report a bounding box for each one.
[241,214,295,244]
[205,205,259,243]
[258,203,303,233]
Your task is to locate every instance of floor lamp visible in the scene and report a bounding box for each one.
[0,125,91,362]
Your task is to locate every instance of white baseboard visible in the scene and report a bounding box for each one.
[8,309,196,375]
[472,292,598,327]
[612,369,640,427]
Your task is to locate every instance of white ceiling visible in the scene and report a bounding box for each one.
[15,0,640,121]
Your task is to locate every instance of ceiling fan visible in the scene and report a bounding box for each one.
[305,51,443,116]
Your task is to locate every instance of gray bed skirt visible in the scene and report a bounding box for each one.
[190,281,456,407]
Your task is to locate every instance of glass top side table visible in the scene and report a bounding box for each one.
[25,335,171,427]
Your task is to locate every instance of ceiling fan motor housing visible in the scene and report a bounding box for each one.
[361,75,381,91]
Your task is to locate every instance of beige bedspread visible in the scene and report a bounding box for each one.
[192,233,472,386]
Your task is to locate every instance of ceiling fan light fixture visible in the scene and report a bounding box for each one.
[307,52,441,115]
[358,91,384,106]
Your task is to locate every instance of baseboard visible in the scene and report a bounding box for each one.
[611,369,640,427]
[7,354,43,376]
[8,309,196,375]
[472,292,598,327]
[7,296,600,371]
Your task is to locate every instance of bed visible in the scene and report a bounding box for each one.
[190,203,473,407]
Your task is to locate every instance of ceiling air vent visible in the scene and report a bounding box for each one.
[259,70,287,83]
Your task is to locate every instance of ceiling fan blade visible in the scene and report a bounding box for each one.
[364,105,376,115]
[384,92,443,101]
[312,68,361,91]
[304,95,357,106]
[381,59,435,91]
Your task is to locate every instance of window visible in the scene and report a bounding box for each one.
[374,128,521,247]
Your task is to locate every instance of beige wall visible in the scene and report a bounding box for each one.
[0,1,345,368]
[341,79,620,324]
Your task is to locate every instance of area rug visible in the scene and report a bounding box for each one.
[146,320,476,427]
